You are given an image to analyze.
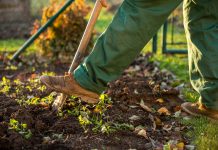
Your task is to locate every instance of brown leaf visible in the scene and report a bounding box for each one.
[149,114,156,131]
[154,117,162,126]
[174,110,182,118]
[137,129,148,139]
[10,93,16,98]
[134,125,144,133]
[174,105,182,112]
[163,124,173,132]
[93,108,101,113]
[140,100,153,113]
[158,107,171,115]
[156,98,164,103]
[129,115,141,121]
[30,73,37,79]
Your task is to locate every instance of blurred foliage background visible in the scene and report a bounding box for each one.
[31,0,93,62]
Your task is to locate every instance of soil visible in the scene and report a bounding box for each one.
[0,53,191,150]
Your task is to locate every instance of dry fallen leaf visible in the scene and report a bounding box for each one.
[137,129,148,139]
[129,105,139,109]
[134,89,139,94]
[134,125,144,133]
[43,136,51,144]
[10,93,16,98]
[163,124,173,132]
[158,107,171,115]
[174,105,182,112]
[148,114,157,130]
[125,65,140,72]
[154,117,162,126]
[174,110,182,118]
[129,115,141,121]
[140,100,153,113]
[156,98,164,103]
[93,108,101,113]
[185,145,195,150]
[31,73,37,79]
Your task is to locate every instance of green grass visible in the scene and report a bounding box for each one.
[0,39,36,52]
[0,39,25,51]
[183,118,218,150]
[151,54,218,149]
[95,11,113,33]
[151,54,188,81]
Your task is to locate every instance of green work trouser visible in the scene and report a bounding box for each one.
[73,0,218,109]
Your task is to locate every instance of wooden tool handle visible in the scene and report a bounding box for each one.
[52,1,105,112]
[69,0,104,72]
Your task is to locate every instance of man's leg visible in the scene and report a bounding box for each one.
[40,0,182,103]
[74,0,182,94]
[182,0,218,118]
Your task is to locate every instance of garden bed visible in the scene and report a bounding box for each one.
[0,53,192,149]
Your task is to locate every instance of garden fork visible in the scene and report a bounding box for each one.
[52,0,106,112]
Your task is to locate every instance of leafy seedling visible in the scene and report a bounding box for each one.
[9,119,32,139]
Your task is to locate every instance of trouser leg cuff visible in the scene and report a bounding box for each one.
[72,65,105,94]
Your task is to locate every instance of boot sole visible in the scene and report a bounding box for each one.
[181,102,218,121]
[40,78,99,104]
[181,102,200,117]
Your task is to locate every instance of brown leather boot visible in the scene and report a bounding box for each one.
[181,102,218,120]
[40,73,99,104]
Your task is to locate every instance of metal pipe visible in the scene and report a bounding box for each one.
[11,0,75,61]
[152,34,158,53]
[163,50,187,54]
[162,21,168,54]
[171,13,175,45]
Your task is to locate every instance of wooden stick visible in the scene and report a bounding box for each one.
[52,0,105,112]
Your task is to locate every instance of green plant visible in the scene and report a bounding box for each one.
[112,123,134,131]
[89,94,114,134]
[9,119,32,139]
[0,77,11,94]
[32,0,93,62]
[59,94,114,133]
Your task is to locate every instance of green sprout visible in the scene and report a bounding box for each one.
[0,77,11,94]
[78,114,91,126]
[5,65,18,70]
[9,119,32,139]
[37,85,47,92]
[42,71,56,76]
[59,94,114,134]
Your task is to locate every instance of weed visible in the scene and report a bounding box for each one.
[37,85,47,92]
[0,77,11,94]
[13,79,23,85]
[25,93,55,105]
[58,94,116,134]
[25,85,33,92]
[9,119,32,139]
[112,123,134,131]
[42,71,56,76]
[1,77,10,86]
[78,114,91,126]
[5,65,18,70]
